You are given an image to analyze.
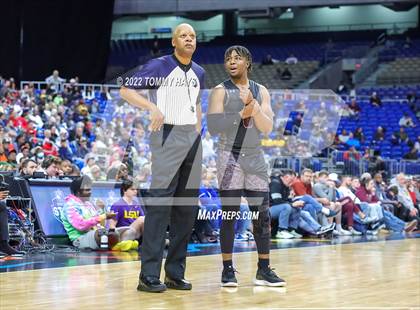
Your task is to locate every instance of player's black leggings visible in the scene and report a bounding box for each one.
[219,189,271,255]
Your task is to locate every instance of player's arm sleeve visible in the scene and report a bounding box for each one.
[207,85,242,136]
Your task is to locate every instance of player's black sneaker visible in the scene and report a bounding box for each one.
[221,266,238,287]
[254,267,286,287]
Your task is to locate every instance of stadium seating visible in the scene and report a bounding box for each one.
[203,61,319,88]
[377,57,420,85]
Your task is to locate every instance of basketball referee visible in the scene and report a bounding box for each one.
[120,23,205,293]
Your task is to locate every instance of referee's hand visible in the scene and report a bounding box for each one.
[149,105,164,131]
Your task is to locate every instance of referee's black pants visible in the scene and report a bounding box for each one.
[140,124,202,280]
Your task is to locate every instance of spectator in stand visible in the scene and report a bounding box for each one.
[338,129,350,144]
[407,178,418,206]
[373,126,385,143]
[58,138,74,161]
[403,147,419,160]
[45,70,66,92]
[260,54,276,66]
[107,162,129,181]
[291,168,338,220]
[281,66,292,80]
[81,155,97,178]
[337,175,375,235]
[343,146,361,175]
[392,173,420,215]
[41,156,61,178]
[285,54,298,65]
[353,127,365,144]
[351,177,360,193]
[16,144,31,165]
[312,171,349,235]
[270,170,334,239]
[386,185,419,230]
[73,136,90,160]
[373,173,399,213]
[18,158,38,177]
[415,136,420,151]
[399,113,416,128]
[42,140,59,157]
[370,92,382,108]
[391,127,410,145]
[348,99,361,119]
[367,150,386,177]
[7,149,17,166]
[60,159,73,176]
[0,140,7,162]
[356,177,416,233]
[345,132,360,149]
[90,165,104,181]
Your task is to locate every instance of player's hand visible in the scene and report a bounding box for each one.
[239,86,253,106]
[105,212,117,219]
[0,191,9,200]
[240,101,261,119]
[149,105,164,131]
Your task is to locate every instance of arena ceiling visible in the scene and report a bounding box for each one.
[114,0,418,15]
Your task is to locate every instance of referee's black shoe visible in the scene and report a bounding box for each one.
[254,267,286,287]
[221,266,238,287]
[164,276,192,290]
[137,275,167,293]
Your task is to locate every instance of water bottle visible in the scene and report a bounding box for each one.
[99,229,108,250]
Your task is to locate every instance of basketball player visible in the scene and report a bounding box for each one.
[208,46,286,287]
[120,23,204,293]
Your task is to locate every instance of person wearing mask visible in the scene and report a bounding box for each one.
[60,176,119,250]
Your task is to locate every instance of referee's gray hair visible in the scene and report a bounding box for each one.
[224,45,253,73]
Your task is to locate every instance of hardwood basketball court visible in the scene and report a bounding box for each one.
[1,238,419,309]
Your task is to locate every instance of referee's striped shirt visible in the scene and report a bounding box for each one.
[125,54,205,126]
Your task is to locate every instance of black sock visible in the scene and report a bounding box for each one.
[223,259,233,269]
[258,258,269,270]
